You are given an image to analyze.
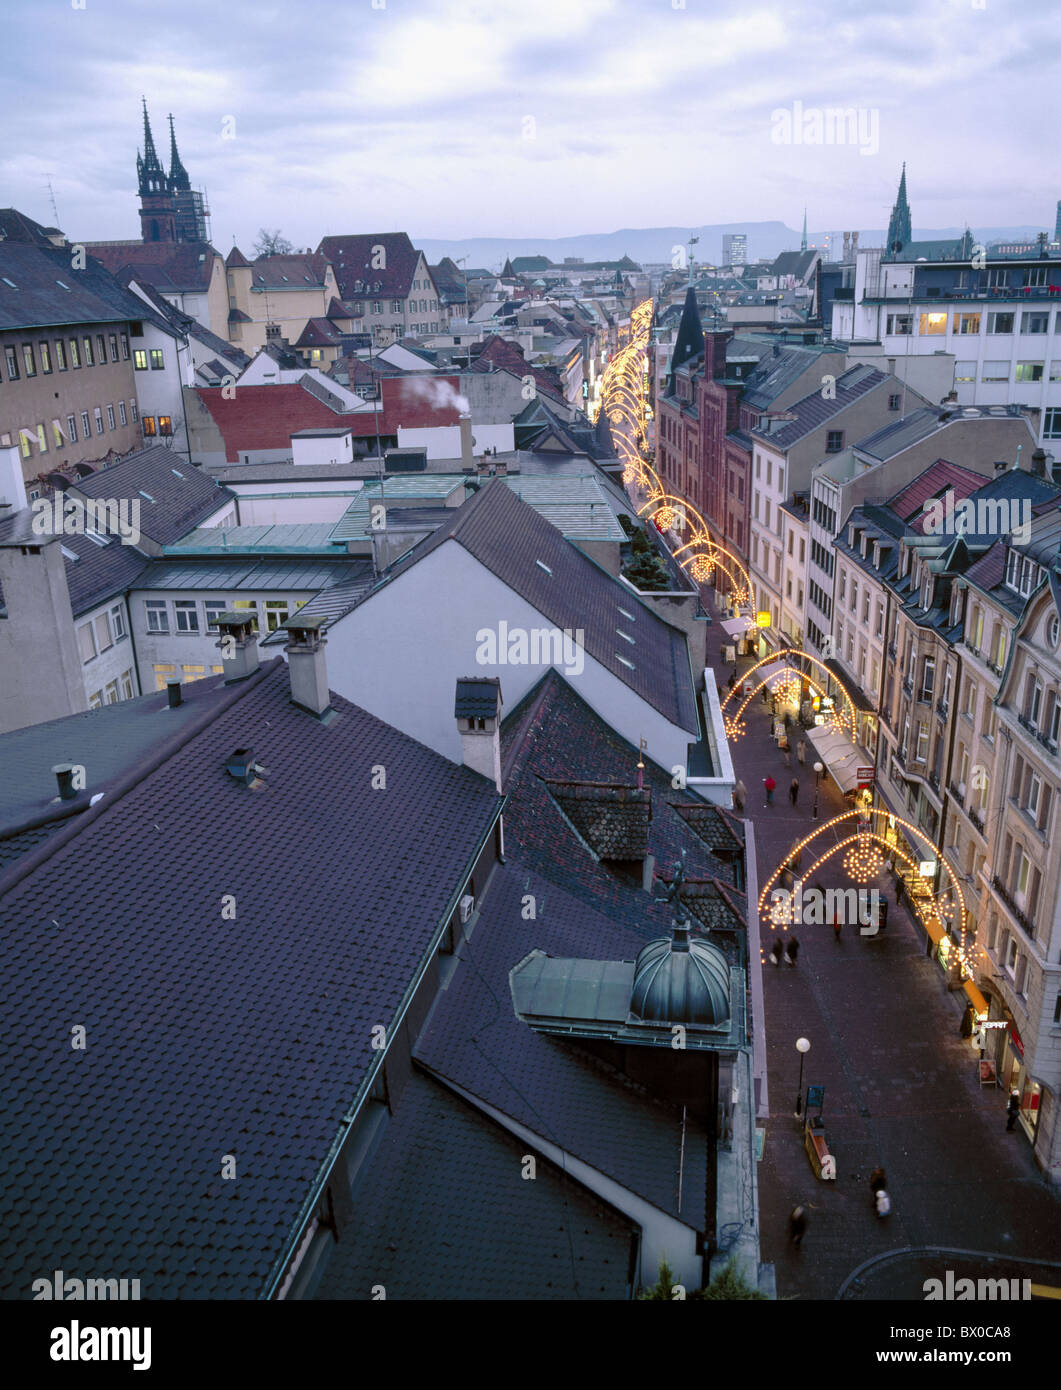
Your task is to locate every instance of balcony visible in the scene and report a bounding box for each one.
[928,770,941,792]
[902,677,914,699]
[948,782,965,808]
[969,806,985,832]
[936,698,949,720]
[888,642,897,660]
[991,874,1036,937]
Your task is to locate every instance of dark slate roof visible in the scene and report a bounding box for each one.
[854,406,943,460]
[376,482,699,735]
[467,335,565,401]
[770,249,818,281]
[72,447,235,545]
[454,676,501,719]
[739,344,829,412]
[312,1070,636,1300]
[545,780,652,861]
[295,316,343,348]
[62,530,151,617]
[0,207,63,245]
[0,243,151,332]
[318,232,421,301]
[250,252,330,289]
[749,365,886,449]
[85,240,220,294]
[0,659,503,1299]
[964,539,1007,594]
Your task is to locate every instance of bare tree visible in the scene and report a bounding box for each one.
[253,228,294,256]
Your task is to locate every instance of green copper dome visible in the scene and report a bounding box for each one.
[630,925,730,1027]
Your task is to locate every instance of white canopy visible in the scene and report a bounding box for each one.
[806,725,874,795]
[721,616,757,640]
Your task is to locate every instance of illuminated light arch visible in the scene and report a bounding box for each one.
[756,808,969,963]
[678,551,749,604]
[723,664,823,736]
[719,648,859,729]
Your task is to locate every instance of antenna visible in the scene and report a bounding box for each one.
[45,176,61,228]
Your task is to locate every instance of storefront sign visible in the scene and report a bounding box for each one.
[1009,1022,1025,1058]
[857,767,874,782]
[919,859,937,878]
[756,611,771,628]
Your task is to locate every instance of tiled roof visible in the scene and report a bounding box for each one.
[770,249,818,281]
[62,530,150,617]
[225,246,251,268]
[545,780,652,860]
[318,232,422,301]
[378,482,699,735]
[312,1071,636,1300]
[85,240,220,294]
[72,446,234,545]
[0,659,503,1298]
[749,366,886,449]
[964,538,1007,594]
[294,317,344,348]
[454,676,501,719]
[467,335,564,401]
[250,252,330,289]
[739,344,829,412]
[888,459,993,530]
[0,207,62,245]
[0,243,151,332]
[854,406,943,460]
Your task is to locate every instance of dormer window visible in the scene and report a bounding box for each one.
[921,574,932,610]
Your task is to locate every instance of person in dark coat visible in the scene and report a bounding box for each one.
[786,936,800,966]
[1006,1090,1021,1131]
[789,777,800,806]
[869,1166,886,1195]
[727,667,738,690]
[770,938,784,967]
[789,1206,808,1247]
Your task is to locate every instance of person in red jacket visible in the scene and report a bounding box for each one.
[763,775,776,806]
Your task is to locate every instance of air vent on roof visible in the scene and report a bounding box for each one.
[2,277,17,288]
[139,490,155,502]
[618,606,636,621]
[535,560,552,574]
[616,654,635,670]
[617,628,635,644]
[60,545,78,562]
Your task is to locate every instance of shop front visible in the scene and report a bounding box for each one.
[804,724,876,812]
[998,1018,1041,1142]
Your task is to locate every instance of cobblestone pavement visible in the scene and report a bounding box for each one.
[702,601,1061,1300]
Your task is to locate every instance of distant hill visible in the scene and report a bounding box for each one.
[416,223,1052,272]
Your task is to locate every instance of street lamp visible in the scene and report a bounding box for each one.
[794,1036,811,1119]
[812,761,824,819]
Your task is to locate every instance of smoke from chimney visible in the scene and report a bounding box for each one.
[403,376,471,416]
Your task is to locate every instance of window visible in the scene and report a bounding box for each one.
[103,679,120,705]
[204,600,228,630]
[1013,849,1031,911]
[182,665,206,683]
[1048,691,1061,744]
[825,430,843,453]
[987,269,1009,289]
[55,339,67,371]
[954,361,976,382]
[120,333,130,360]
[153,663,176,691]
[232,599,259,632]
[120,668,135,700]
[1044,409,1061,440]
[1026,267,1048,289]
[133,349,148,370]
[106,405,116,430]
[82,336,93,366]
[110,605,126,641]
[66,414,78,443]
[838,570,846,603]
[130,399,138,423]
[68,338,80,368]
[40,342,52,373]
[1021,312,1049,335]
[919,312,947,336]
[888,393,901,410]
[886,313,912,335]
[89,690,103,709]
[963,677,977,718]
[118,401,127,427]
[22,344,37,377]
[95,334,106,363]
[109,334,119,362]
[80,410,91,439]
[145,600,169,633]
[4,345,18,379]
[1025,676,1043,727]
[35,423,47,453]
[174,600,199,633]
[1015,362,1043,382]
[954,313,981,335]
[916,722,929,762]
[142,416,157,437]
[158,416,172,436]
[921,656,935,700]
[149,348,164,370]
[264,600,289,632]
[94,408,104,435]
[78,623,97,664]
[986,311,1013,334]
[982,361,1009,382]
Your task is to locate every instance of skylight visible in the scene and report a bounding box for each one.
[617,606,636,621]
[615,654,635,670]
[171,468,184,478]
[617,628,635,644]
[535,560,552,574]
[55,279,70,290]
[2,277,17,288]
[84,531,109,547]
[139,490,156,502]
[60,544,78,562]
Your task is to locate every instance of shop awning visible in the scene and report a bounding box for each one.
[721,616,757,640]
[923,913,946,946]
[805,725,874,795]
[823,657,877,713]
[757,659,798,693]
[963,979,990,1018]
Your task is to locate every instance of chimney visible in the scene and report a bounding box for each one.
[52,763,79,801]
[166,679,183,708]
[215,611,260,682]
[0,444,27,515]
[459,414,474,469]
[454,677,502,792]
[282,613,332,717]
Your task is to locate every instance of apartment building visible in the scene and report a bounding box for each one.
[223,248,340,355]
[317,233,444,346]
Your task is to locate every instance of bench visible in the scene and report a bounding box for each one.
[804,1118,836,1180]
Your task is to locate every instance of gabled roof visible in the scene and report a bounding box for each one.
[85,240,220,294]
[249,252,331,289]
[0,207,64,245]
[769,249,818,281]
[71,446,235,545]
[0,659,503,1298]
[0,243,152,332]
[294,316,344,348]
[467,335,564,400]
[317,232,423,301]
[375,482,699,734]
[738,343,829,412]
[888,459,994,530]
[749,366,887,450]
[61,529,151,617]
[225,245,251,268]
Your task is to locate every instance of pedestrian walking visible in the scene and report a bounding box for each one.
[763,775,776,805]
[786,936,800,966]
[797,738,807,765]
[833,917,842,943]
[869,1166,886,1195]
[782,746,791,768]
[789,777,800,807]
[789,1206,808,1247]
[727,667,737,690]
[770,938,784,967]
[1006,1090,1020,1132]
[732,778,747,813]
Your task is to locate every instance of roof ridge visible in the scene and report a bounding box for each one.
[0,661,279,905]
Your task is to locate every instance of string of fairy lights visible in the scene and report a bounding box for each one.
[720,647,857,740]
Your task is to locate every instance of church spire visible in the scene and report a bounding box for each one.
[801,208,808,252]
[667,286,704,394]
[167,113,190,191]
[886,163,912,255]
[136,98,167,197]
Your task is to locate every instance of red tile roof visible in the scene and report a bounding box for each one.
[195,375,464,459]
[468,335,564,401]
[86,240,220,293]
[317,232,424,301]
[225,246,251,268]
[888,458,990,532]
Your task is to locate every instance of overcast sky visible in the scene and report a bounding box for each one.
[3,0,1057,251]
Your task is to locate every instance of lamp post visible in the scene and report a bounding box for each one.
[794,1036,811,1119]
[812,761,824,819]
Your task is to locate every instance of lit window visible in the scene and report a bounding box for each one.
[919,312,947,336]
[55,340,67,370]
[133,350,148,371]
[153,663,176,691]
[40,342,53,373]
[22,344,37,377]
